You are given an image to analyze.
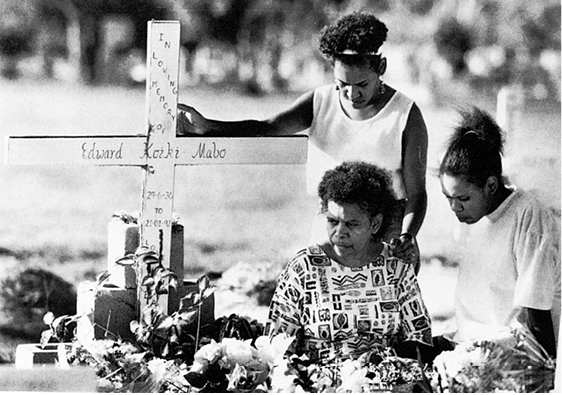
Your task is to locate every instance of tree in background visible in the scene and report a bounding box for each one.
[0,0,559,99]
[0,0,36,79]
[434,18,472,76]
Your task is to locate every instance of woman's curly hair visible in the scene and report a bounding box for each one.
[318,12,388,69]
[318,161,396,239]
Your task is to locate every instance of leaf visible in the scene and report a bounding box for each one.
[40,329,53,348]
[52,315,69,330]
[160,269,176,279]
[156,316,174,331]
[115,254,136,266]
[43,312,55,326]
[202,286,216,299]
[177,310,198,324]
[142,254,160,266]
[179,296,197,312]
[168,276,178,290]
[197,275,210,292]
[155,282,169,295]
[142,304,162,326]
[161,342,170,358]
[130,320,141,335]
[96,270,111,284]
[135,245,153,257]
[142,276,155,287]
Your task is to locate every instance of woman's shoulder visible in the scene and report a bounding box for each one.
[511,189,559,222]
[387,88,415,108]
[313,84,337,95]
[378,243,415,278]
[286,245,331,271]
[499,188,552,214]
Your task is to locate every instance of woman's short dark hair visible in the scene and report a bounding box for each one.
[318,161,396,239]
[318,12,388,70]
[439,106,505,187]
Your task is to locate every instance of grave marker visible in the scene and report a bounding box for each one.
[6,20,307,320]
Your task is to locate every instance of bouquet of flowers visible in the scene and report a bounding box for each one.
[432,325,555,393]
[186,333,295,392]
[269,348,428,393]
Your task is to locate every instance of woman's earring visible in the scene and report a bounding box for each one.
[379,81,386,95]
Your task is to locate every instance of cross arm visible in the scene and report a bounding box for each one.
[173,136,308,165]
[5,135,147,166]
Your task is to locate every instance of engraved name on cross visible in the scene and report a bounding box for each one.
[5,20,307,315]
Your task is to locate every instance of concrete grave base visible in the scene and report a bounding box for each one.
[77,283,137,342]
[0,365,97,392]
[15,342,72,369]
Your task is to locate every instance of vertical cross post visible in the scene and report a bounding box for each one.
[140,21,181,314]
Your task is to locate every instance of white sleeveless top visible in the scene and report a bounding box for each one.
[305,84,414,199]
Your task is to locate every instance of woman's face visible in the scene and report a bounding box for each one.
[440,173,493,224]
[333,60,381,110]
[325,200,381,260]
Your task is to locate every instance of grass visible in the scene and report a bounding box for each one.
[0,78,559,353]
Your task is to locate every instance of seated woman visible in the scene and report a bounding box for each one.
[266,161,433,365]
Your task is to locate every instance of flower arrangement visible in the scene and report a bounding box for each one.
[267,348,428,393]
[432,325,556,393]
[186,333,294,392]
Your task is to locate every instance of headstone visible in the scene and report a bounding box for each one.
[6,20,307,358]
[496,84,524,167]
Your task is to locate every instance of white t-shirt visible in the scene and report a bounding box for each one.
[305,84,414,198]
[454,188,561,345]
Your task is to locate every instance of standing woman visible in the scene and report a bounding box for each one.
[439,107,560,357]
[178,12,428,270]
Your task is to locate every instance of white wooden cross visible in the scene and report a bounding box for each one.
[5,20,307,314]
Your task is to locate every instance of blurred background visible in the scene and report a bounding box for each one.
[1,0,560,99]
[0,0,559,362]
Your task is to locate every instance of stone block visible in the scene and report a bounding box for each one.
[77,282,136,342]
[175,280,215,325]
[170,224,185,282]
[15,343,72,369]
[106,220,185,289]
[107,219,139,289]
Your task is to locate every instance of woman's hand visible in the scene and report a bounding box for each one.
[177,103,206,136]
[390,233,420,273]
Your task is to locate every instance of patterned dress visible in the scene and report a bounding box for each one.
[266,244,432,364]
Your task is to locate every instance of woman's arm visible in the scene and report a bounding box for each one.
[390,104,428,271]
[518,307,556,357]
[266,258,306,338]
[177,91,314,137]
[400,103,428,238]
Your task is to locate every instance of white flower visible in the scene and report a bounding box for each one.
[433,343,485,381]
[255,333,295,365]
[269,359,300,393]
[338,359,368,393]
[192,339,223,371]
[147,358,174,383]
[220,338,261,369]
